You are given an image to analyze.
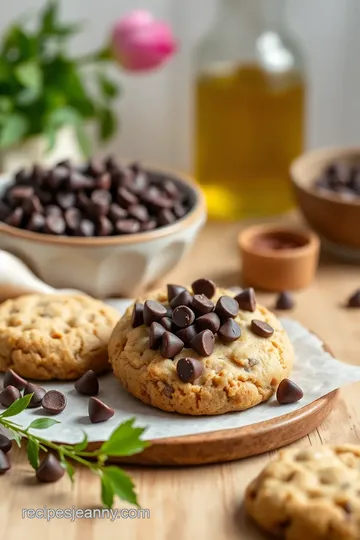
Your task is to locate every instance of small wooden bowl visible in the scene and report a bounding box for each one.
[238,224,320,291]
[290,146,360,250]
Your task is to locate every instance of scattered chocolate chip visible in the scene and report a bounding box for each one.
[235,288,256,312]
[250,319,274,338]
[88,397,114,423]
[348,289,360,308]
[167,284,186,302]
[0,450,11,475]
[160,331,184,359]
[191,278,216,299]
[176,357,203,383]
[36,454,65,483]
[0,434,12,454]
[3,369,26,390]
[74,370,99,396]
[143,300,168,326]
[0,385,21,407]
[192,294,214,316]
[276,379,304,404]
[175,325,198,347]
[132,303,144,328]
[159,317,173,331]
[215,296,239,320]
[172,305,195,328]
[149,322,166,350]
[115,219,140,234]
[218,319,241,342]
[24,383,46,408]
[190,330,215,357]
[196,312,221,333]
[275,291,295,310]
[170,290,193,309]
[42,390,67,415]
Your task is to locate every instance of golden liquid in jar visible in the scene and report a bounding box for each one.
[195,64,305,219]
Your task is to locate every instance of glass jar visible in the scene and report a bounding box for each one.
[194,0,306,220]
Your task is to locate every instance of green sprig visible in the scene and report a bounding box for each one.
[0,394,149,508]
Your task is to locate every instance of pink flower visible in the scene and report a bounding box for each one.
[111,10,177,72]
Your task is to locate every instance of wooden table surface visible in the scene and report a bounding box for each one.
[2,217,360,540]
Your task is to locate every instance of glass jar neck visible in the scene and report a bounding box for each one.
[221,0,286,31]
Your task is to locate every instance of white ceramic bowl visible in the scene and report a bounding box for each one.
[0,168,206,298]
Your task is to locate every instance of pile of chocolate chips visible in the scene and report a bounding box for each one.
[0,157,192,237]
[131,278,275,384]
[314,160,360,199]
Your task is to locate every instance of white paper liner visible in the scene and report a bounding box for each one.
[1,299,360,444]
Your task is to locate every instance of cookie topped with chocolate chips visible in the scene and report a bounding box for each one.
[109,279,294,415]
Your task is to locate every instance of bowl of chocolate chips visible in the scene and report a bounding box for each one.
[291,146,360,259]
[0,157,206,297]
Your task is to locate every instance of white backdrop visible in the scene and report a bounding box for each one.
[1,0,359,172]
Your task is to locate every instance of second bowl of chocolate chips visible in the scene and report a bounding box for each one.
[0,158,206,297]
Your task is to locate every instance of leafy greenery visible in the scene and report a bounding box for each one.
[0,394,149,508]
[0,0,119,156]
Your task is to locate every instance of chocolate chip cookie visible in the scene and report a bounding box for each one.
[108,281,294,415]
[245,445,360,539]
[0,294,119,380]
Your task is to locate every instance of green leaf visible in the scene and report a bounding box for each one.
[63,460,75,483]
[8,428,22,448]
[0,97,12,113]
[16,88,40,106]
[101,473,115,508]
[0,113,28,149]
[74,122,91,158]
[0,394,32,418]
[102,466,138,506]
[98,107,117,141]
[27,438,40,470]
[100,418,148,457]
[40,0,82,37]
[47,106,80,129]
[98,73,119,99]
[15,61,42,92]
[28,418,60,430]
[73,432,88,452]
[93,44,113,62]
[1,25,35,60]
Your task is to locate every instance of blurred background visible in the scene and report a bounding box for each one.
[1,0,359,173]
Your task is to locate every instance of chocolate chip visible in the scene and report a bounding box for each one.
[0,434,12,454]
[250,319,274,338]
[157,209,175,226]
[77,219,95,237]
[3,369,27,390]
[56,192,76,210]
[159,317,173,331]
[175,325,198,347]
[275,291,295,310]
[176,357,203,383]
[172,306,195,328]
[196,312,221,333]
[128,204,149,222]
[160,331,184,359]
[0,450,11,475]
[64,207,81,232]
[142,189,173,209]
[163,179,180,199]
[90,189,111,216]
[45,214,66,235]
[68,171,93,191]
[8,185,34,203]
[191,278,216,299]
[218,319,241,342]
[167,284,186,302]
[96,172,111,190]
[143,300,168,326]
[190,330,215,357]
[6,207,23,227]
[0,385,20,407]
[140,219,157,232]
[36,454,65,483]
[234,288,256,312]
[192,294,214,316]
[166,306,173,318]
[173,203,187,219]
[215,296,239,320]
[0,200,10,221]
[46,167,69,189]
[24,383,46,408]
[115,219,140,234]
[97,216,113,236]
[149,322,166,349]
[37,189,53,205]
[42,390,67,415]
[348,289,360,308]
[88,397,114,423]
[46,204,62,217]
[23,194,43,215]
[28,212,45,232]
[117,187,138,208]
[170,290,193,309]
[130,171,149,195]
[109,203,128,222]
[74,370,99,396]
[132,303,144,327]
[276,379,303,404]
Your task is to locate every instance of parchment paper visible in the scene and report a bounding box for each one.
[1,298,360,444]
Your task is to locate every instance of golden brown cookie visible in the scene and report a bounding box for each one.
[108,287,294,415]
[245,445,360,540]
[0,294,119,380]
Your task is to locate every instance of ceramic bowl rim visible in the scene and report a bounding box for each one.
[0,166,206,247]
